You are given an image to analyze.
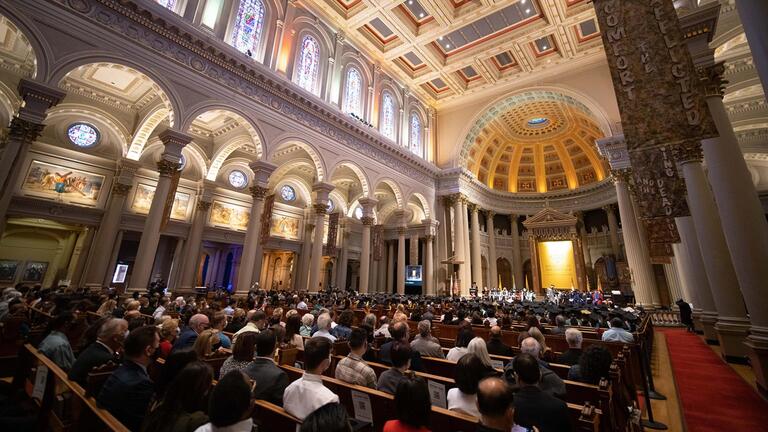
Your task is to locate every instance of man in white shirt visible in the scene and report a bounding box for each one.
[297,297,308,310]
[283,337,339,420]
[374,315,391,338]
[232,310,266,343]
[602,317,635,343]
[313,312,337,342]
[152,297,169,322]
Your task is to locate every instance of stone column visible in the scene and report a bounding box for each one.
[386,240,394,293]
[128,130,191,291]
[700,66,768,381]
[510,215,524,290]
[663,263,683,307]
[336,220,349,290]
[358,197,377,293]
[469,203,483,288]
[575,211,592,270]
[486,211,498,288]
[84,160,138,289]
[671,243,696,309]
[528,234,540,293]
[612,171,657,307]
[735,0,768,93]
[603,204,622,259]
[177,195,212,292]
[424,235,434,295]
[0,80,65,235]
[104,230,124,287]
[450,195,465,294]
[297,213,313,291]
[409,235,418,266]
[397,228,406,294]
[676,216,719,343]
[461,198,471,295]
[307,182,335,292]
[679,144,751,360]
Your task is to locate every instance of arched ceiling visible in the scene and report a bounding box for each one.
[0,15,36,78]
[466,95,607,193]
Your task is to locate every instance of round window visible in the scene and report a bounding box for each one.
[177,154,186,171]
[67,123,100,148]
[280,185,296,202]
[228,170,248,189]
[326,200,335,213]
[354,206,363,219]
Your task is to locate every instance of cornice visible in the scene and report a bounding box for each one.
[47,0,438,185]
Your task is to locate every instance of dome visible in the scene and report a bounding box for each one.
[465,91,609,193]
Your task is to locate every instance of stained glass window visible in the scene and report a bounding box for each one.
[354,206,363,220]
[409,112,421,155]
[228,170,248,188]
[327,200,334,213]
[156,0,176,10]
[281,185,296,202]
[296,35,320,94]
[381,91,395,140]
[177,154,186,171]
[343,67,362,116]
[67,123,100,148]
[231,0,265,55]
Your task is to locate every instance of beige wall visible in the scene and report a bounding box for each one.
[434,61,623,168]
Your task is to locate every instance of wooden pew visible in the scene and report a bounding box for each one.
[252,399,302,430]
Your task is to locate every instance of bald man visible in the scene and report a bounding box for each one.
[486,326,514,357]
[173,313,209,352]
[476,377,516,432]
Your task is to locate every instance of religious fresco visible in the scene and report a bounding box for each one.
[22,261,48,283]
[0,260,19,283]
[22,160,104,206]
[131,183,191,221]
[270,215,300,240]
[209,200,250,231]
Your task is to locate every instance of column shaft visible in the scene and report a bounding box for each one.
[614,180,656,306]
[307,208,327,292]
[604,205,622,259]
[178,200,211,292]
[469,205,482,288]
[461,199,471,295]
[236,187,267,292]
[486,213,498,288]
[397,228,406,294]
[663,263,683,307]
[387,240,394,293]
[510,216,523,290]
[735,0,768,93]
[359,220,372,293]
[676,216,719,342]
[84,183,131,288]
[424,235,434,295]
[451,197,465,294]
[336,225,349,290]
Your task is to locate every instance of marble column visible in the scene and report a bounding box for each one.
[424,234,434,295]
[386,240,394,293]
[679,144,751,359]
[735,0,768,93]
[128,130,191,291]
[575,212,592,270]
[307,182,335,292]
[528,234,540,293]
[469,203,483,288]
[336,220,349,290]
[297,215,313,291]
[0,80,65,235]
[612,171,657,307]
[676,216,719,343]
[701,66,768,381]
[486,211,498,288]
[409,235,419,266]
[84,167,136,289]
[358,197,377,293]
[461,198,472,295]
[450,195,465,294]
[671,243,696,309]
[603,204,622,259]
[663,263,683,307]
[104,230,124,287]
[397,227,406,294]
[177,196,212,292]
[377,245,387,293]
[510,215,524,290]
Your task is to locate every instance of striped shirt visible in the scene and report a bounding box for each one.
[334,352,376,388]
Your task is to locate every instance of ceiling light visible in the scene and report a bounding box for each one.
[438,36,444,40]
[419,12,424,18]
[408,0,413,4]
[521,0,526,3]
[525,8,530,13]
[542,45,548,50]
[445,44,451,49]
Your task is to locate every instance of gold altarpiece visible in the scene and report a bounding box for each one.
[523,208,587,294]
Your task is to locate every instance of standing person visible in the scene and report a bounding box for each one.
[676,299,694,332]
[283,337,339,420]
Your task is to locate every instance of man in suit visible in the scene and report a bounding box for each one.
[68,318,128,387]
[556,328,583,366]
[244,329,289,406]
[172,313,209,352]
[511,353,571,432]
[97,325,159,431]
[503,338,565,398]
[486,326,514,357]
[410,320,444,358]
[379,321,424,371]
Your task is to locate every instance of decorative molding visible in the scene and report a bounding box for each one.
[313,203,328,215]
[156,159,180,176]
[196,200,212,211]
[111,182,132,196]
[360,216,374,226]
[249,185,269,200]
[699,62,727,99]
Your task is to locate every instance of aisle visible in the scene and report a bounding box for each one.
[658,328,768,432]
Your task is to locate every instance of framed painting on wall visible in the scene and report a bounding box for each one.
[270,215,300,240]
[22,261,48,283]
[131,183,191,221]
[22,160,105,206]
[209,200,250,231]
[0,260,19,283]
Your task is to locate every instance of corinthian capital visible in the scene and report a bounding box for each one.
[250,185,269,200]
[699,62,727,99]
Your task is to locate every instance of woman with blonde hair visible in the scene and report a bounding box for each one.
[192,329,221,358]
[158,319,179,358]
[96,299,116,317]
[528,326,555,362]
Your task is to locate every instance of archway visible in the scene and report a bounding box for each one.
[481,255,489,290]
[496,257,512,290]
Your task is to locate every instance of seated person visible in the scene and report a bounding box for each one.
[447,353,485,417]
[568,345,613,385]
[486,326,514,357]
[142,362,212,432]
[377,342,413,395]
[556,328,583,366]
[446,327,474,362]
[244,329,289,406]
[300,403,352,432]
[283,337,339,420]
[335,327,377,388]
[383,377,432,432]
[379,321,424,371]
[194,370,254,432]
[38,312,76,371]
[476,377,516,432]
[410,320,444,358]
[68,318,127,387]
[503,338,565,399]
[602,317,634,343]
[511,353,571,432]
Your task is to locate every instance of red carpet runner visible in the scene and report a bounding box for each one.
[658,328,768,431]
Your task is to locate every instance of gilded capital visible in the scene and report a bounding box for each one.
[249,185,269,200]
[397,227,406,235]
[467,202,478,213]
[313,203,328,215]
[7,117,45,143]
[699,62,727,99]
[360,216,375,226]
[196,200,212,211]
[157,159,180,176]
[111,182,133,196]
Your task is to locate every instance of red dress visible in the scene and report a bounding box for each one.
[158,339,172,358]
[383,420,431,432]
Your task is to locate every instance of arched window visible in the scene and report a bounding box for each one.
[409,112,422,156]
[342,67,363,116]
[296,35,321,94]
[156,0,176,10]
[231,0,266,55]
[380,91,396,140]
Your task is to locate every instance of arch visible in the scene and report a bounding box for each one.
[290,26,327,96]
[128,106,170,160]
[182,104,265,152]
[406,192,431,219]
[44,103,131,156]
[0,8,47,79]
[374,178,404,209]
[455,86,614,167]
[49,55,181,125]
[0,80,21,129]
[329,160,371,197]
[268,136,326,182]
[140,140,209,180]
[328,189,349,215]
[496,257,512,290]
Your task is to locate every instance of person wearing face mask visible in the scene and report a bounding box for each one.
[68,318,129,387]
[97,325,160,431]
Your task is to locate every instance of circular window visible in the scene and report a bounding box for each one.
[326,200,335,213]
[527,117,550,127]
[177,154,186,171]
[280,185,296,202]
[67,123,100,148]
[354,206,363,219]
[228,170,248,189]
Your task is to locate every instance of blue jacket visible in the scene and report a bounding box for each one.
[97,360,154,431]
[173,328,198,352]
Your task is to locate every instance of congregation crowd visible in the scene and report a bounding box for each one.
[0,285,642,432]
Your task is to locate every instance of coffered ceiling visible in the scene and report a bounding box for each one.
[303,0,604,106]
